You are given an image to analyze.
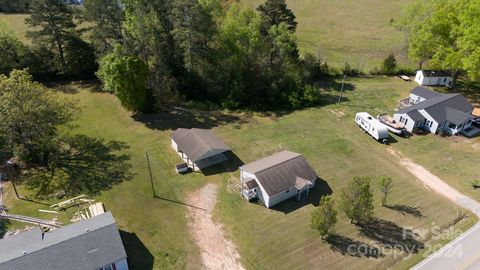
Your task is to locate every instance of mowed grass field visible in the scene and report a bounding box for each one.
[3,77,479,270]
[241,0,414,70]
[5,0,413,70]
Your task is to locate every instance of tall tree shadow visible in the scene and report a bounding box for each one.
[385,204,423,218]
[359,218,424,253]
[120,230,154,270]
[26,134,133,197]
[132,106,249,131]
[326,234,383,258]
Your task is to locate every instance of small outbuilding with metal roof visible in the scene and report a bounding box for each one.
[239,150,317,208]
[171,128,230,171]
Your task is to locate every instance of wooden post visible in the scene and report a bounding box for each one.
[145,152,156,197]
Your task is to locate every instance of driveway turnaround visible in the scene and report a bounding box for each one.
[387,149,480,270]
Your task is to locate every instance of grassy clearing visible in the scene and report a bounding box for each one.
[0,13,30,43]
[3,77,478,270]
[241,0,414,71]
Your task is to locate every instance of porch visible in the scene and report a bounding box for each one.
[241,177,258,200]
[396,96,415,110]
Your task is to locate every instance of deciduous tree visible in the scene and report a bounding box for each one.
[0,69,77,165]
[97,46,149,112]
[311,195,337,238]
[341,176,374,224]
[378,176,394,206]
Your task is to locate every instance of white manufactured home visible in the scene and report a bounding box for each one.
[415,70,453,87]
[171,128,230,171]
[355,112,389,142]
[394,87,473,135]
[239,150,317,208]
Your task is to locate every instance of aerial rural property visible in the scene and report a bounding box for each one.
[0,0,480,270]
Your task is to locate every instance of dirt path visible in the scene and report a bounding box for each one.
[387,148,480,217]
[186,183,245,270]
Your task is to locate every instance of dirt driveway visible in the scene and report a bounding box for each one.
[186,183,245,270]
[387,148,480,217]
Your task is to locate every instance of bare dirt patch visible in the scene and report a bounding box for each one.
[186,183,245,270]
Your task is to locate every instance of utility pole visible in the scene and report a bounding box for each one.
[145,152,156,198]
[337,75,347,104]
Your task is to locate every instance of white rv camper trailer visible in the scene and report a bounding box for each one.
[355,112,389,143]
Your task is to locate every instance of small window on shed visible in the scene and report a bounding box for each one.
[444,78,447,82]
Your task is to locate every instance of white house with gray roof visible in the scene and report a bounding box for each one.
[171,128,230,171]
[415,70,453,87]
[240,150,317,208]
[394,87,473,135]
[0,212,128,270]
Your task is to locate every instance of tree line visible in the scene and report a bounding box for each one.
[1,0,332,112]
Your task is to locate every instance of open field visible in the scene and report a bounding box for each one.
[241,0,414,71]
[0,13,30,43]
[5,0,414,71]
[3,76,479,269]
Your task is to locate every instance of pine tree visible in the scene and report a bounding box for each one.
[25,0,76,73]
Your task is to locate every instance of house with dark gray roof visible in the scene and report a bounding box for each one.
[0,212,128,270]
[393,87,473,135]
[171,128,230,171]
[239,150,317,208]
[415,70,453,87]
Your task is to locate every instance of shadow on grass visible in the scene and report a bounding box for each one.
[133,106,249,131]
[269,178,333,214]
[359,218,424,253]
[26,134,133,197]
[202,151,244,176]
[153,195,207,211]
[120,231,154,270]
[326,233,383,258]
[385,204,423,218]
[0,219,10,238]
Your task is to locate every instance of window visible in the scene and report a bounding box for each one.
[444,78,447,82]
[104,265,113,270]
[400,116,403,122]
[405,119,408,125]
[429,121,433,127]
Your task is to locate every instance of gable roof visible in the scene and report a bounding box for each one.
[443,108,473,125]
[410,86,442,100]
[171,128,230,162]
[419,70,452,77]
[407,110,424,122]
[240,150,317,196]
[397,88,473,124]
[0,212,127,270]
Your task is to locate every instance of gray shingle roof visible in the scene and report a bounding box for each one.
[410,86,442,100]
[397,89,473,124]
[0,212,127,270]
[407,110,424,122]
[240,150,317,196]
[420,70,452,77]
[171,128,230,162]
[444,108,473,125]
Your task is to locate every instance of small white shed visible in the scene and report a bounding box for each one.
[415,70,452,87]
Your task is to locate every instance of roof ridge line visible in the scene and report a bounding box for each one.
[248,153,303,174]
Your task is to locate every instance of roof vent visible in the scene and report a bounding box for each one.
[85,228,90,232]
[22,250,27,255]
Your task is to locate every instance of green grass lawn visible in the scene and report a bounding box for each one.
[3,77,478,270]
[0,13,30,43]
[241,0,414,71]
